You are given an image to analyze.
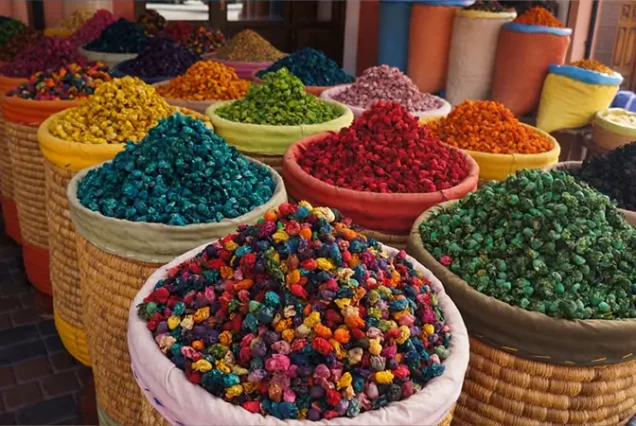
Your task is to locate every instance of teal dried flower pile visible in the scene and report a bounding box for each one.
[216,68,341,125]
[419,169,636,320]
[256,48,354,87]
[78,113,276,225]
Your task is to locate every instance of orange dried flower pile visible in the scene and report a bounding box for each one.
[513,6,565,28]
[156,60,250,101]
[427,100,553,155]
[569,59,614,75]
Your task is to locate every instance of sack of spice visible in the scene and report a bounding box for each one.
[67,112,286,425]
[67,9,116,47]
[0,36,87,78]
[408,168,636,424]
[427,100,560,180]
[117,37,199,85]
[537,60,623,134]
[207,68,353,169]
[1,62,118,298]
[445,3,516,105]
[213,29,285,79]
[44,9,94,39]
[321,65,450,118]
[254,47,354,96]
[0,29,42,63]
[283,101,479,246]
[128,200,469,425]
[37,76,190,370]
[592,108,636,150]
[155,61,249,114]
[81,18,148,67]
[136,9,166,36]
[0,18,26,48]
[407,0,474,94]
[491,6,572,116]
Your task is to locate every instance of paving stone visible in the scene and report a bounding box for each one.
[42,371,80,398]
[14,356,52,383]
[0,296,21,313]
[50,351,80,372]
[37,320,57,337]
[2,381,44,411]
[10,307,44,327]
[0,324,39,348]
[0,340,47,366]
[44,335,65,354]
[0,366,16,389]
[14,394,76,425]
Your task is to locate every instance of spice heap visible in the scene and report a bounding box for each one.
[568,142,636,211]
[428,100,552,154]
[157,61,250,101]
[84,18,148,53]
[118,37,199,81]
[0,18,26,47]
[298,102,471,193]
[332,65,442,113]
[7,63,118,101]
[136,9,166,36]
[569,59,614,75]
[466,0,513,12]
[49,76,173,144]
[0,29,41,62]
[0,36,87,78]
[138,201,451,420]
[56,9,94,31]
[186,26,224,55]
[78,113,275,225]
[256,48,354,87]
[513,6,564,28]
[68,9,116,46]
[216,29,284,62]
[216,68,340,125]
[420,169,636,320]
[163,21,196,44]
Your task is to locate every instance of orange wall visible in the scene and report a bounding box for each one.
[356,0,379,75]
[0,0,29,25]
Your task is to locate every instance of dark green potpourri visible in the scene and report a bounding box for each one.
[216,68,341,126]
[419,169,636,320]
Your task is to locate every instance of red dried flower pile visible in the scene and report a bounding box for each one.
[297,101,471,193]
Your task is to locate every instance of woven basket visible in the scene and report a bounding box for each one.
[44,160,90,365]
[77,233,159,426]
[592,109,636,151]
[140,395,170,426]
[0,112,20,243]
[453,338,636,425]
[243,152,282,173]
[5,121,51,293]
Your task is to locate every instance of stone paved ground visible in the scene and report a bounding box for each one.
[0,219,97,425]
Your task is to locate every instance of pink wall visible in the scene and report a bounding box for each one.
[0,0,30,25]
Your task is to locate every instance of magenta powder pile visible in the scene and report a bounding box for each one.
[0,36,87,78]
[68,9,116,46]
[332,65,443,112]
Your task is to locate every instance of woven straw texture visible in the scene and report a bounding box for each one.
[97,404,123,426]
[0,112,14,200]
[77,233,159,426]
[593,121,634,151]
[45,160,90,364]
[140,395,171,426]
[5,121,48,248]
[453,337,636,425]
[242,152,282,173]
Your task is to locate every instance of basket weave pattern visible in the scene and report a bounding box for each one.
[77,233,159,425]
[6,121,48,248]
[242,152,282,173]
[140,395,171,426]
[593,122,634,151]
[0,113,15,199]
[453,338,636,425]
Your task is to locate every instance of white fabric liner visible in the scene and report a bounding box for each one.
[545,161,636,227]
[128,243,470,426]
[67,159,288,264]
[320,85,451,119]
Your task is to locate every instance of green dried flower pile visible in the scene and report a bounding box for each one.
[419,169,636,320]
[216,68,341,126]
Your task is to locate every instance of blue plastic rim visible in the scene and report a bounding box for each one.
[549,64,623,86]
[504,22,572,36]
[377,1,412,72]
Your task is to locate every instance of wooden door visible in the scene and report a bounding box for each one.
[612,1,636,89]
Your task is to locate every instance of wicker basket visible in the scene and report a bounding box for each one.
[454,338,636,425]
[77,233,159,425]
[0,112,20,243]
[140,395,170,426]
[592,109,636,151]
[408,204,636,425]
[5,121,51,292]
